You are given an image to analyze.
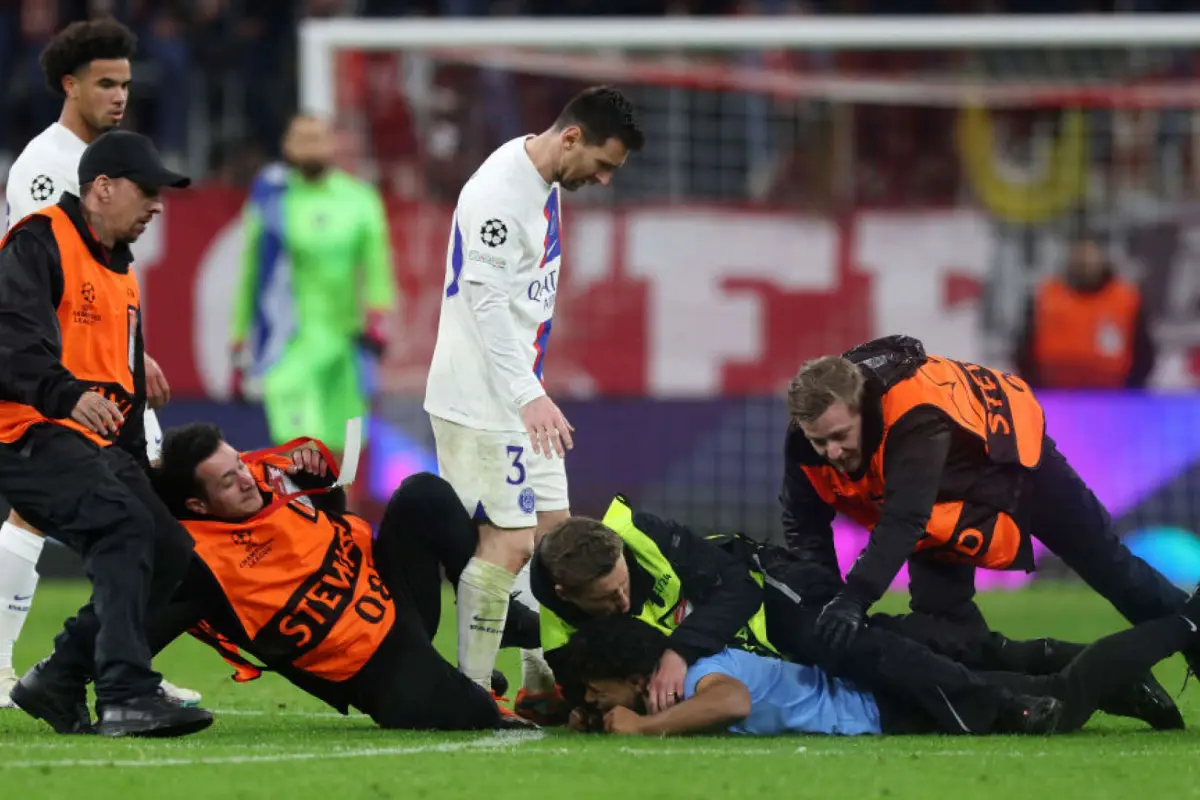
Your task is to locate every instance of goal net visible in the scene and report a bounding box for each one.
[302,16,1200,577]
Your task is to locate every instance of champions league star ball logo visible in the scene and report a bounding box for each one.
[30,175,54,203]
[480,219,508,248]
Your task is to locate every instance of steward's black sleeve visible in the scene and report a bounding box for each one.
[780,456,844,603]
[0,224,88,417]
[637,512,763,664]
[842,411,951,607]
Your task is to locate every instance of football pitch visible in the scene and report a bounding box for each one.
[3,582,1200,799]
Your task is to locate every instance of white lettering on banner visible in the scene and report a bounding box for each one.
[853,209,990,366]
[181,207,1012,399]
[566,212,615,291]
[625,210,838,395]
[195,219,247,399]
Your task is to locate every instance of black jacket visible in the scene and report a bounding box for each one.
[530,506,764,680]
[0,194,147,459]
[780,336,1026,607]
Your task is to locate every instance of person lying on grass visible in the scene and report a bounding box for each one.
[558,604,1199,737]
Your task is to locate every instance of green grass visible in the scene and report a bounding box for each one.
[3,582,1199,799]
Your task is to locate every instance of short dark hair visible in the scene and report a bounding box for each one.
[561,616,669,682]
[153,423,225,517]
[554,86,645,153]
[537,517,624,592]
[40,18,137,97]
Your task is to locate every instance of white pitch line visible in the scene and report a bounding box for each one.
[619,744,1188,759]
[618,746,782,757]
[210,708,353,719]
[1,730,544,769]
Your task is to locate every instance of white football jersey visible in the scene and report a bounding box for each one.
[424,137,564,432]
[6,123,86,229]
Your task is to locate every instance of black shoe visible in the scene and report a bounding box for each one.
[501,597,540,650]
[1100,672,1186,731]
[1183,582,1200,620]
[95,694,213,738]
[10,659,92,735]
[996,694,1063,735]
[1179,584,1200,682]
[491,669,509,698]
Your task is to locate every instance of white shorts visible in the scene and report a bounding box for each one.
[429,415,569,530]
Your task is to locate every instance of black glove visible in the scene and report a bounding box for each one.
[814,591,868,652]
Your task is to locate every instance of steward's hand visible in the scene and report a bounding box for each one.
[71,392,124,436]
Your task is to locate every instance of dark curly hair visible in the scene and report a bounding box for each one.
[561,616,670,683]
[554,86,645,152]
[151,423,226,518]
[40,18,137,96]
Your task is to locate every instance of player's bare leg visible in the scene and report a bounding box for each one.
[457,523,535,692]
[0,510,43,708]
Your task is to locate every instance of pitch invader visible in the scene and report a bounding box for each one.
[0,18,198,708]
[424,86,644,721]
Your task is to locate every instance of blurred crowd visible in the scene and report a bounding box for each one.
[0,0,1195,193]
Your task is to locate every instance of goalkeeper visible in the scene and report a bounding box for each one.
[230,114,398,465]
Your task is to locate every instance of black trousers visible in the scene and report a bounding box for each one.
[911,437,1188,629]
[345,472,503,730]
[368,471,538,651]
[0,425,193,705]
[759,551,1016,735]
[973,615,1196,732]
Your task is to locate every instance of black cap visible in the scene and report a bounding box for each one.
[78,130,191,190]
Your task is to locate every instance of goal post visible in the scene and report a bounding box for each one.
[299,14,1200,115]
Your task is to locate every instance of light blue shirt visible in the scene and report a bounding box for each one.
[684,648,883,736]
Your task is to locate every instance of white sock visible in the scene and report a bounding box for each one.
[512,561,556,694]
[0,520,44,670]
[457,557,516,691]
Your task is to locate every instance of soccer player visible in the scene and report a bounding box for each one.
[148,424,535,730]
[561,601,1200,737]
[0,18,194,708]
[229,113,398,479]
[0,131,211,737]
[424,86,644,715]
[781,335,1197,668]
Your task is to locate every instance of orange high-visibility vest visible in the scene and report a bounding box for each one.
[802,356,1044,569]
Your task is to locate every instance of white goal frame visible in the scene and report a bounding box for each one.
[299,14,1200,116]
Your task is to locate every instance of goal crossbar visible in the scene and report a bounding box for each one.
[299,13,1200,115]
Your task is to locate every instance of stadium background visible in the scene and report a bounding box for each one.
[2,0,1199,592]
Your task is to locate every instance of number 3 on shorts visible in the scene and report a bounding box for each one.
[506,445,526,486]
